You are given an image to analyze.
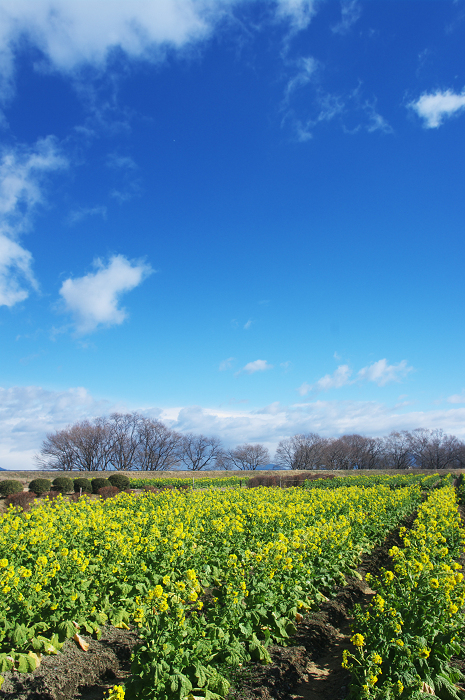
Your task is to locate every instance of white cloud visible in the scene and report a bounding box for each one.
[4,386,465,470]
[299,358,413,395]
[409,89,465,128]
[59,254,152,334]
[243,318,253,330]
[0,136,67,306]
[0,0,326,126]
[357,359,413,386]
[67,205,107,225]
[283,56,318,103]
[238,359,274,375]
[0,1,213,84]
[0,384,116,470]
[275,0,318,32]
[299,364,352,395]
[448,393,465,404]
[106,154,138,170]
[288,87,392,141]
[219,357,235,371]
[0,235,35,306]
[331,0,361,35]
[168,400,465,454]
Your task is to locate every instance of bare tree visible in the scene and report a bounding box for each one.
[338,434,383,470]
[381,431,413,470]
[319,437,351,470]
[106,413,143,470]
[135,418,183,471]
[35,418,112,471]
[35,428,79,471]
[223,443,271,470]
[178,434,225,471]
[274,433,327,470]
[407,428,462,470]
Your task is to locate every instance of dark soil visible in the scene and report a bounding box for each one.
[0,627,139,700]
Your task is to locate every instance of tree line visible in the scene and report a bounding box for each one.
[35,412,465,471]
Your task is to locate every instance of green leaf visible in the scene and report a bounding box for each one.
[16,653,37,673]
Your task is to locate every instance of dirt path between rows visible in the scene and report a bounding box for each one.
[227,517,411,700]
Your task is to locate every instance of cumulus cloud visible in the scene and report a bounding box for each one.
[409,89,465,128]
[298,358,413,395]
[0,1,212,89]
[59,254,152,334]
[298,364,352,395]
[0,136,67,306]
[0,1,325,99]
[237,359,274,375]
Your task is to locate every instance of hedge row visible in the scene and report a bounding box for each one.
[0,473,131,498]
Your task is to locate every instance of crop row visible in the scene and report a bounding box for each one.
[0,479,423,698]
[345,483,465,699]
[128,475,251,490]
[303,472,445,492]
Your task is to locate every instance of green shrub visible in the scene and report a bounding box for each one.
[28,478,52,496]
[108,473,130,490]
[0,480,24,497]
[52,477,74,494]
[73,477,92,493]
[91,477,110,494]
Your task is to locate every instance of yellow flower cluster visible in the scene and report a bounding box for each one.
[0,479,421,686]
[346,483,465,699]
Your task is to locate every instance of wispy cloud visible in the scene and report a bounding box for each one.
[106,154,138,170]
[274,0,318,33]
[448,393,465,404]
[219,357,235,371]
[283,56,318,104]
[298,358,413,395]
[331,0,361,35]
[59,254,152,334]
[67,205,107,225]
[357,359,413,386]
[237,359,274,375]
[287,86,392,141]
[243,318,253,330]
[409,89,465,128]
[0,136,67,307]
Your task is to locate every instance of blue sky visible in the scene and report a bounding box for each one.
[1,0,465,469]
